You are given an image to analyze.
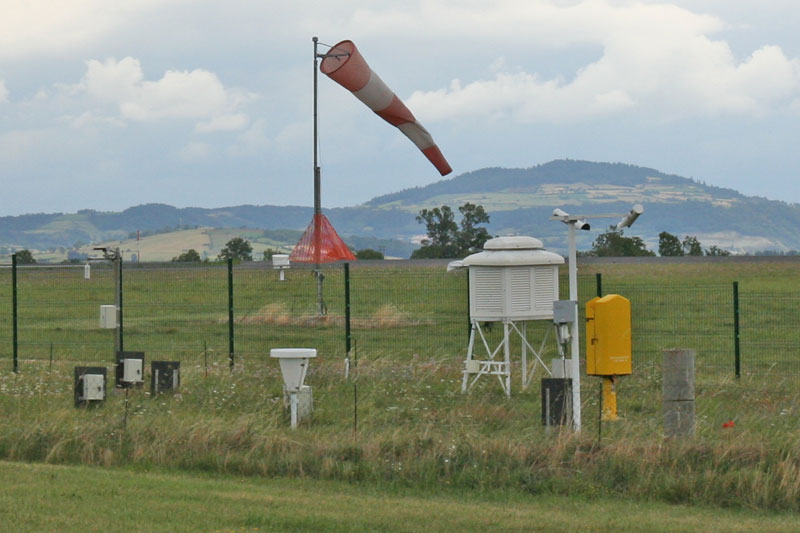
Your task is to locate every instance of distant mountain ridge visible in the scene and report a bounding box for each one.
[2,160,799,256]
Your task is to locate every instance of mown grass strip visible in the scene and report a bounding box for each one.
[3,460,800,532]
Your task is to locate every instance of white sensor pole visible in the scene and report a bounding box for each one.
[550,204,644,433]
[567,221,582,431]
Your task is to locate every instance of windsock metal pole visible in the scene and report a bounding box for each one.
[313,37,324,316]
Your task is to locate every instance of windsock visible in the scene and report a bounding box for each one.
[320,40,452,176]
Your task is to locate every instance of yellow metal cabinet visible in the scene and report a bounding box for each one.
[586,294,631,376]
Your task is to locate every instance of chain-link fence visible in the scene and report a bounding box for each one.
[2,259,798,381]
[739,291,800,377]
[11,264,115,364]
[599,279,734,377]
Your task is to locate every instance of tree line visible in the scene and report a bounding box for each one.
[584,228,730,257]
[2,203,738,263]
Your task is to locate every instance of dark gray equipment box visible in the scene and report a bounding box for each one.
[541,378,572,426]
[74,366,107,407]
[115,351,145,389]
[151,361,180,395]
[553,300,577,324]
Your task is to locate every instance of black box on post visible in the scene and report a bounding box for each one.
[74,366,107,407]
[115,351,145,389]
[541,378,572,426]
[151,361,180,395]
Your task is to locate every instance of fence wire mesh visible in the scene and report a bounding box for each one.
[2,261,798,384]
[14,264,115,363]
[0,266,10,362]
[739,292,800,378]
[233,262,344,362]
[124,263,229,364]
[600,280,734,377]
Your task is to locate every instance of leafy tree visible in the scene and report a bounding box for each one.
[682,235,703,256]
[14,249,36,264]
[262,248,280,261]
[414,205,459,257]
[658,231,684,257]
[591,227,655,257]
[218,238,253,262]
[356,248,384,260]
[706,245,731,257]
[412,203,491,259]
[456,202,491,255]
[172,249,201,262]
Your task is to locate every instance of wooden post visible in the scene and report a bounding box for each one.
[662,349,695,437]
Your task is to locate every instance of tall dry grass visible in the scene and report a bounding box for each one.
[2,355,800,511]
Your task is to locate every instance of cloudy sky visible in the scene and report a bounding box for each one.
[1,0,799,216]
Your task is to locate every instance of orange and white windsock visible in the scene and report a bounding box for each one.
[320,40,452,176]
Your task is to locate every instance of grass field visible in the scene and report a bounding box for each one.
[3,258,799,376]
[1,258,800,525]
[3,460,800,532]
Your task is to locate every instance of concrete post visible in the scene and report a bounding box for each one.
[662,349,695,437]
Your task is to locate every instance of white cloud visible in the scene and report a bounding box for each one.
[82,57,254,129]
[0,129,46,162]
[0,81,8,103]
[275,121,306,152]
[228,120,271,156]
[345,0,723,45]
[196,114,249,133]
[67,112,127,130]
[0,0,175,61]
[360,1,800,123]
[179,142,211,162]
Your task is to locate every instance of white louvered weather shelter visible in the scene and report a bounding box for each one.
[454,236,564,396]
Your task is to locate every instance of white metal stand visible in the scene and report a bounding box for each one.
[289,391,299,429]
[462,319,554,397]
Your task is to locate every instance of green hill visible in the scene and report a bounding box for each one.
[2,160,799,259]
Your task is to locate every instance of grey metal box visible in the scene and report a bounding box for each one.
[83,374,105,400]
[553,300,577,324]
[123,358,143,383]
[74,366,107,407]
[115,351,145,388]
[99,305,116,329]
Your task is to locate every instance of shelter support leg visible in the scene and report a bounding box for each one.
[290,392,299,429]
[503,321,511,397]
[462,322,477,393]
[521,322,527,390]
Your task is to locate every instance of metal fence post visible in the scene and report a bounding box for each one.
[11,253,18,373]
[344,263,351,355]
[117,251,123,352]
[733,281,740,379]
[466,272,471,341]
[596,272,603,297]
[228,258,234,371]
